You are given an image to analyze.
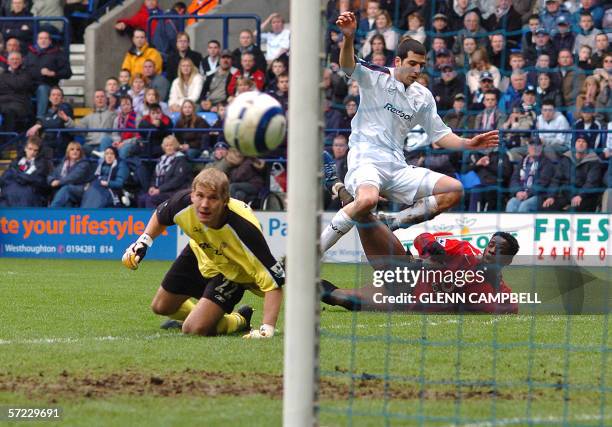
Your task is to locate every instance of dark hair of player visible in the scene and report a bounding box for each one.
[396,38,426,60]
[492,232,520,256]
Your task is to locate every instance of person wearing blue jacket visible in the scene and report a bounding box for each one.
[0,137,49,206]
[48,142,93,207]
[81,146,129,208]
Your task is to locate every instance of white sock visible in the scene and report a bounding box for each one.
[320,209,354,252]
[390,195,439,231]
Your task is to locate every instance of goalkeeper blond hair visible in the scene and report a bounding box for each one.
[192,168,230,202]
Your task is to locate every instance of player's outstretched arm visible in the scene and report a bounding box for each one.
[337,11,356,73]
[121,212,167,270]
[436,130,499,151]
[244,288,283,339]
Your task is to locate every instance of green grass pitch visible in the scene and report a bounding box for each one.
[0,259,610,426]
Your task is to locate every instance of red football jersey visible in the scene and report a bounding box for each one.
[410,233,517,314]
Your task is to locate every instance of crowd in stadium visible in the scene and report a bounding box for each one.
[0,0,611,213]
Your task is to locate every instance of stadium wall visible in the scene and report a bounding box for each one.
[0,209,610,266]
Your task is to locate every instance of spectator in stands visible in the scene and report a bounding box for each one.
[512,84,538,114]
[175,99,208,159]
[120,29,162,78]
[361,10,398,57]
[201,39,220,76]
[64,0,89,43]
[521,14,540,53]
[454,11,488,55]
[100,94,141,159]
[576,0,604,29]
[552,15,575,53]
[524,27,556,67]
[259,12,290,64]
[78,89,117,155]
[231,29,266,72]
[426,37,448,69]
[573,103,604,156]
[0,136,48,206]
[105,77,121,102]
[227,149,266,203]
[506,138,555,212]
[227,52,265,96]
[483,0,522,48]
[498,51,526,92]
[428,13,454,52]
[168,58,204,112]
[398,0,432,32]
[573,11,602,55]
[151,1,187,60]
[268,72,288,113]
[24,31,71,119]
[142,59,169,101]
[80,146,129,208]
[499,70,527,114]
[234,76,256,96]
[406,142,459,179]
[331,133,348,182]
[323,66,348,106]
[402,12,425,45]
[142,87,169,116]
[0,0,30,16]
[0,51,33,132]
[465,148,512,212]
[466,48,501,92]
[443,93,469,129]
[1,0,32,45]
[128,73,146,115]
[363,34,394,66]
[25,86,74,158]
[337,97,356,135]
[469,71,501,112]
[138,135,190,208]
[575,75,605,114]
[165,31,202,84]
[472,90,505,130]
[536,72,563,107]
[199,48,233,107]
[541,135,603,212]
[447,0,474,32]
[118,69,131,96]
[138,103,171,158]
[204,141,230,173]
[539,0,571,34]
[358,0,380,41]
[536,100,571,156]
[185,0,218,26]
[433,63,465,112]
[31,0,64,37]
[502,103,536,153]
[591,33,610,69]
[264,58,286,92]
[455,36,478,69]
[114,0,162,38]
[487,33,510,72]
[48,142,93,207]
[577,45,595,71]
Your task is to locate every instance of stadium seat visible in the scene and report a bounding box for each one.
[198,112,219,126]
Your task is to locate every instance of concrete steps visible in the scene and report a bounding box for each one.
[60,43,86,108]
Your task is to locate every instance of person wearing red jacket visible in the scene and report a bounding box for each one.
[227,52,265,95]
[115,0,163,37]
[321,231,520,314]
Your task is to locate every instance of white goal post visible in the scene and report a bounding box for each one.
[283,0,324,426]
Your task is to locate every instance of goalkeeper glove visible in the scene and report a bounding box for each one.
[122,233,153,270]
[243,324,275,339]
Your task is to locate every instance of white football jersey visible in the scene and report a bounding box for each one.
[347,60,451,163]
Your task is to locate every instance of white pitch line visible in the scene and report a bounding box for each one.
[0,333,181,346]
[449,413,611,427]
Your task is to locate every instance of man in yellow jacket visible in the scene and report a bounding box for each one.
[121,29,163,77]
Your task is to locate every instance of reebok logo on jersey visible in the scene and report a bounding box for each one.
[384,103,413,121]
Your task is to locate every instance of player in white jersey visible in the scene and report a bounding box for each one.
[320,12,499,255]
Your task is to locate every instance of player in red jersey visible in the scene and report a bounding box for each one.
[321,231,520,314]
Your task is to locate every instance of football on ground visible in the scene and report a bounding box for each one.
[224,91,287,156]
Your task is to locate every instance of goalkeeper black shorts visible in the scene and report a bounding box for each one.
[161,245,245,313]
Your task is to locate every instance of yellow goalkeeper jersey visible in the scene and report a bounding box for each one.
[156,189,284,296]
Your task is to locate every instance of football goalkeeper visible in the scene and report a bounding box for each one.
[122,168,284,338]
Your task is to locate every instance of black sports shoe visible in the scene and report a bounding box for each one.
[320,280,361,311]
[237,305,254,331]
[160,319,183,330]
